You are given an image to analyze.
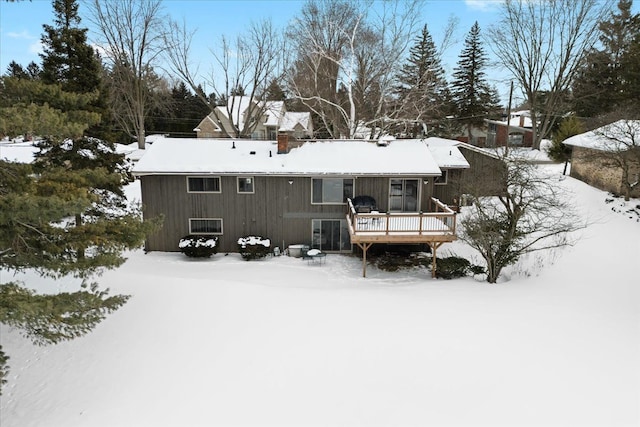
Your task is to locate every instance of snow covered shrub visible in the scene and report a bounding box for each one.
[237,235,271,260]
[433,256,484,280]
[179,235,219,258]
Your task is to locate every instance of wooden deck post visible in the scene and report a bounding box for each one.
[356,242,373,277]
[431,242,444,278]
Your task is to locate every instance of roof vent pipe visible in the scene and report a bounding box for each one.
[232,141,236,149]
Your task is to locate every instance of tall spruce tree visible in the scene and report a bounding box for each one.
[395,24,452,137]
[0,0,161,394]
[572,0,640,117]
[40,0,101,94]
[451,22,502,143]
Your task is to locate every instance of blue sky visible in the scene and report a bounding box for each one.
[0,0,616,103]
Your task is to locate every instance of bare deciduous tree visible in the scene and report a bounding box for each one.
[86,0,166,149]
[286,0,424,139]
[488,0,612,150]
[459,156,585,283]
[164,18,282,138]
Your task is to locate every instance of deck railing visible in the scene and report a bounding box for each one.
[346,197,457,238]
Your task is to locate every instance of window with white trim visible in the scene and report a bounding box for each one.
[389,179,419,212]
[187,176,220,193]
[237,177,254,193]
[434,170,448,185]
[311,178,354,204]
[189,218,223,235]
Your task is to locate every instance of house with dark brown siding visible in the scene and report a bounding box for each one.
[132,136,475,255]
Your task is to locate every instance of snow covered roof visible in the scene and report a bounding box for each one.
[215,96,255,130]
[132,137,443,176]
[423,137,470,169]
[486,110,533,130]
[562,120,640,152]
[263,101,284,127]
[279,112,312,132]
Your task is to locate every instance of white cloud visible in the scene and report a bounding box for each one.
[28,40,43,55]
[7,30,35,40]
[464,0,501,11]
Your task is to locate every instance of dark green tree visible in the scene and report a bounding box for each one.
[264,79,287,101]
[40,0,101,94]
[39,0,114,141]
[572,0,640,117]
[5,61,41,80]
[395,24,452,138]
[0,76,100,139]
[547,115,583,175]
[145,81,210,137]
[451,22,502,143]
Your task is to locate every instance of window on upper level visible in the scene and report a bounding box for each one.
[237,177,254,193]
[187,176,221,193]
[311,178,354,204]
[434,170,448,185]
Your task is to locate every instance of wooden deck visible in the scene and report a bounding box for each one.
[346,198,458,277]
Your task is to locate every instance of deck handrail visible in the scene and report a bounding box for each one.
[346,198,457,237]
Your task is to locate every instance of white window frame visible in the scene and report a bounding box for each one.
[237,176,255,194]
[311,177,354,205]
[434,170,448,185]
[187,176,221,193]
[388,178,420,212]
[189,218,223,235]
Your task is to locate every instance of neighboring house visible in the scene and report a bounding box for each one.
[453,124,488,147]
[194,97,313,140]
[132,136,476,263]
[562,120,640,199]
[485,110,534,148]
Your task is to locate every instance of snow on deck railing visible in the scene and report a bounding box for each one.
[346,198,456,236]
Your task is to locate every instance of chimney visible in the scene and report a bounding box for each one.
[277,132,289,154]
[519,114,524,128]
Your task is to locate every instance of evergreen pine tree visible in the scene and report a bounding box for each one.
[0,0,161,392]
[572,0,640,117]
[395,24,452,137]
[547,115,583,175]
[40,0,101,94]
[0,76,100,139]
[451,22,502,143]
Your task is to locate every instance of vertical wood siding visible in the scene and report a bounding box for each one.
[141,174,439,253]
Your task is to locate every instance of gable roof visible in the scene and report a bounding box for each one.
[132,137,443,176]
[280,112,312,132]
[562,120,640,152]
[423,137,470,169]
[263,101,285,126]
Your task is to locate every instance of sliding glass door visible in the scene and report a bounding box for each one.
[311,219,350,251]
[389,179,419,212]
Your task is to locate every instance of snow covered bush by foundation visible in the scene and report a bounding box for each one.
[431,256,484,280]
[179,235,219,258]
[237,235,271,260]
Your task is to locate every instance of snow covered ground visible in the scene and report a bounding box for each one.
[1,148,638,426]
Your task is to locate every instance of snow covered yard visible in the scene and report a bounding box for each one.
[1,164,639,427]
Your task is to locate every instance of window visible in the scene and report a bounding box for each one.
[237,177,254,193]
[389,179,419,212]
[312,178,354,204]
[187,176,220,193]
[189,218,223,235]
[434,170,448,185]
[312,219,350,251]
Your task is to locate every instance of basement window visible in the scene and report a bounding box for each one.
[189,218,223,235]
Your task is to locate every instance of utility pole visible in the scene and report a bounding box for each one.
[505,80,514,156]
